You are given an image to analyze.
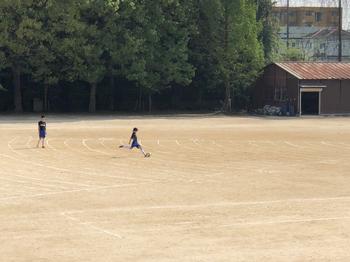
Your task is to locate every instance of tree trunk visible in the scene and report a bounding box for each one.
[223,79,231,112]
[12,67,23,113]
[138,86,143,111]
[197,87,203,109]
[222,5,231,113]
[148,94,152,113]
[89,83,97,113]
[44,84,49,112]
[109,74,115,111]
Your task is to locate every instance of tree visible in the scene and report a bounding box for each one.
[189,0,223,107]
[102,0,145,111]
[0,0,47,112]
[189,0,264,112]
[256,0,279,63]
[219,0,264,112]
[129,0,195,112]
[278,44,307,61]
[70,0,120,113]
[30,0,82,112]
[0,0,266,113]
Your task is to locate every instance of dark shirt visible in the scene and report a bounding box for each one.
[131,131,137,142]
[38,121,46,132]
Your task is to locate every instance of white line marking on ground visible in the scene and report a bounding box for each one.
[219,216,350,228]
[175,139,198,152]
[284,141,301,148]
[248,141,259,147]
[0,176,56,191]
[82,139,111,156]
[191,139,199,145]
[100,138,119,152]
[1,149,152,183]
[321,141,331,146]
[61,212,122,239]
[212,141,224,148]
[64,196,350,214]
[136,216,350,233]
[321,141,341,149]
[265,141,276,146]
[99,138,110,150]
[8,137,24,156]
[9,173,91,188]
[338,142,350,148]
[0,181,152,201]
[64,138,89,155]
[46,139,58,151]
[25,136,33,148]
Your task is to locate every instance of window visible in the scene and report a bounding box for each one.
[289,12,296,16]
[272,12,280,19]
[292,42,296,47]
[332,11,338,17]
[281,88,287,101]
[274,87,280,101]
[305,11,313,16]
[274,87,287,101]
[315,12,322,22]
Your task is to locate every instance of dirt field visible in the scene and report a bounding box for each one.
[1,114,350,261]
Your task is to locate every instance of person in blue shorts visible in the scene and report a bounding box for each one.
[36,115,46,148]
[119,128,149,157]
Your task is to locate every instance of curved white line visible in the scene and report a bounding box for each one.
[82,139,111,156]
[46,139,58,151]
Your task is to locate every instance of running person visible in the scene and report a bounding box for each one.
[119,128,150,157]
[37,115,46,148]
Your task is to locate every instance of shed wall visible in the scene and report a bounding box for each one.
[340,80,350,112]
[300,79,350,114]
[252,64,299,111]
[254,64,350,115]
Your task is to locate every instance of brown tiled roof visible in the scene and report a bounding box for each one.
[304,28,350,39]
[275,62,350,80]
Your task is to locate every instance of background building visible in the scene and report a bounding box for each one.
[275,0,350,30]
[302,28,350,60]
[252,62,350,115]
[272,6,340,27]
[272,5,350,61]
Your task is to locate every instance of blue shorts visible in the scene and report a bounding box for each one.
[131,141,140,149]
[39,130,46,138]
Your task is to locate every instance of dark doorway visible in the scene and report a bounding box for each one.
[301,92,319,115]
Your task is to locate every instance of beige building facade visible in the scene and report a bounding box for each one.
[273,6,340,28]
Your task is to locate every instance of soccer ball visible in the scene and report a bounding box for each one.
[145,152,151,158]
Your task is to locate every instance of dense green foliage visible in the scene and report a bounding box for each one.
[0,0,277,113]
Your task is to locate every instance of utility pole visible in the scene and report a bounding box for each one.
[286,0,290,48]
[339,0,342,62]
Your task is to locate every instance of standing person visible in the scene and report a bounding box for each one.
[37,115,46,148]
[119,128,150,157]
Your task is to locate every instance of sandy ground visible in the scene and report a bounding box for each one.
[0,114,350,261]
